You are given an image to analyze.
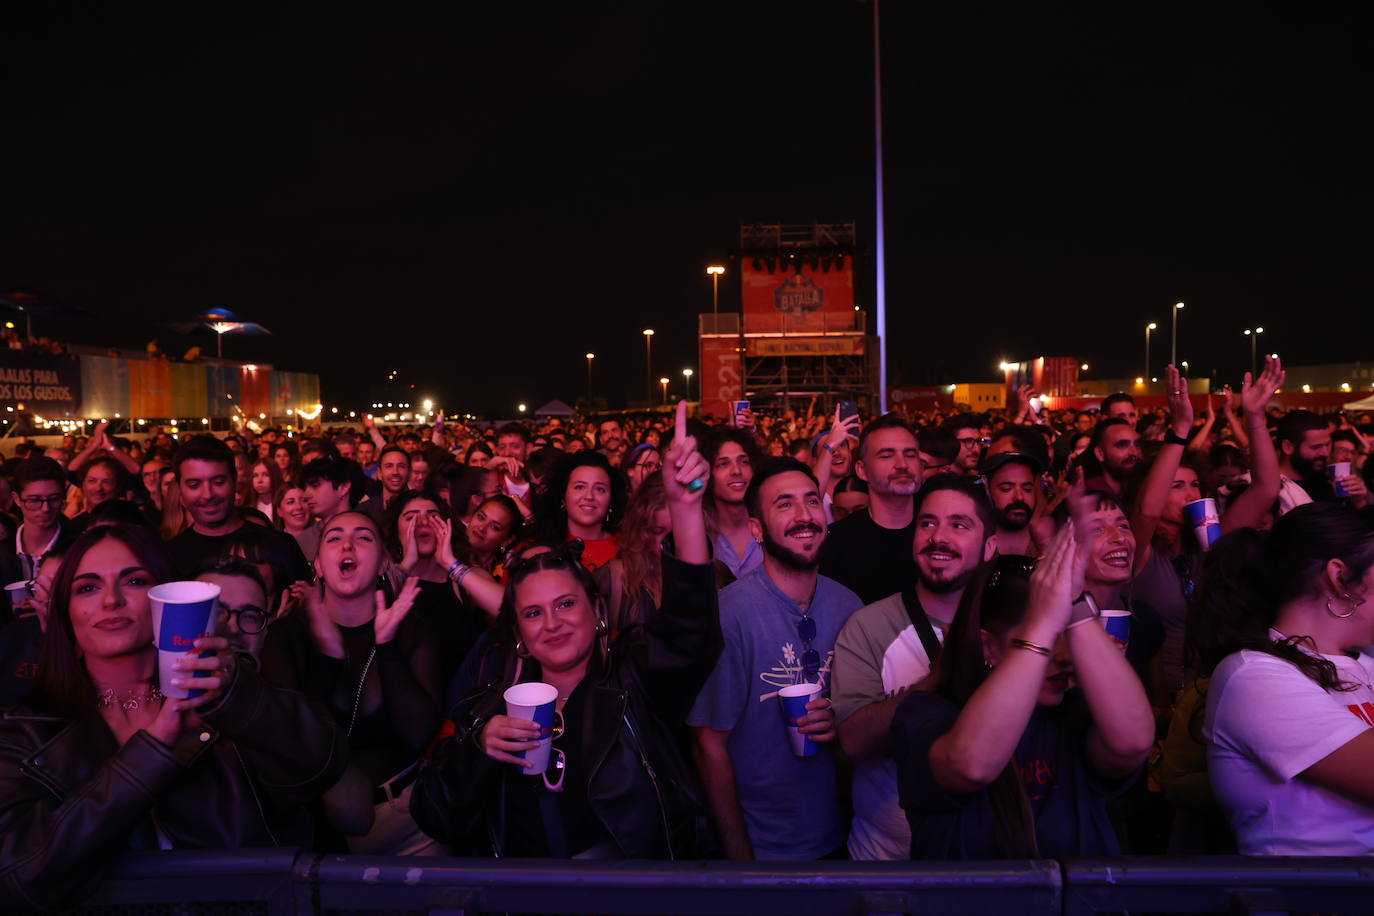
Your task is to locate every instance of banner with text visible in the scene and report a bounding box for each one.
[699,336,742,420]
[0,352,82,415]
[742,257,857,334]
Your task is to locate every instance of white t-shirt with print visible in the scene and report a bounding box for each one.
[1204,637,1374,855]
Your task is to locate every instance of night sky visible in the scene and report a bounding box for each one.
[2,2,1366,415]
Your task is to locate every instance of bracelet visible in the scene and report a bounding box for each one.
[822,442,837,453]
[1009,638,1052,657]
[447,560,469,583]
[1164,430,1189,448]
[455,566,475,589]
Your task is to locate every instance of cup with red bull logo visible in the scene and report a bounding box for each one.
[1098,610,1131,652]
[1330,461,1353,498]
[503,681,558,772]
[778,682,823,757]
[149,581,221,699]
[1183,497,1222,551]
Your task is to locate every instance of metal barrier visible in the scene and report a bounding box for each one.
[62,851,1374,916]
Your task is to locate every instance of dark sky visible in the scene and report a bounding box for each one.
[2,2,1367,414]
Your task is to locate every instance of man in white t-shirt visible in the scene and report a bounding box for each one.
[830,474,998,859]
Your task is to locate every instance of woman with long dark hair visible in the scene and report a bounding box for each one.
[1197,503,1374,854]
[0,524,346,908]
[413,403,717,858]
[892,524,1153,858]
[533,450,627,572]
[596,472,669,635]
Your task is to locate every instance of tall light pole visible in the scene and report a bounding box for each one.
[706,265,725,315]
[642,329,654,404]
[873,0,889,411]
[1145,322,1157,381]
[1171,302,1184,368]
[1244,327,1264,378]
[659,377,670,404]
[683,367,694,400]
[585,352,595,403]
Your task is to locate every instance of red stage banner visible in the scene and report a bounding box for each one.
[741,257,856,334]
[699,336,742,421]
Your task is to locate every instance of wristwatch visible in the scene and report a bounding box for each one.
[1164,430,1189,448]
[1069,591,1100,625]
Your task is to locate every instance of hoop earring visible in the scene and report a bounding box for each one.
[1326,594,1364,620]
[515,639,531,658]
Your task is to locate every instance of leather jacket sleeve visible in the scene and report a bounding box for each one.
[198,654,349,804]
[0,722,210,909]
[630,550,721,726]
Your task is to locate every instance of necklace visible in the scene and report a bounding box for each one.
[97,684,165,712]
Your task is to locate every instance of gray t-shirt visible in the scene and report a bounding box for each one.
[687,565,863,860]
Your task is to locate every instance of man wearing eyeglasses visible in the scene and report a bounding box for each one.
[199,558,273,659]
[941,414,990,477]
[11,458,76,585]
[690,457,864,861]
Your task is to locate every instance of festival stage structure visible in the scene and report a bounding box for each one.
[698,222,879,420]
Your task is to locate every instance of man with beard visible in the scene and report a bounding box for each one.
[166,435,309,582]
[596,418,626,467]
[942,414,989,477]
[983,451,1053,557]
[820,415,921,604]
[1102,392,1139,426]
[691,458,863,860]
[1277,409,1368,513]
[829,474,997,859]
[1087,418,1141,497]
[359,445,410,523]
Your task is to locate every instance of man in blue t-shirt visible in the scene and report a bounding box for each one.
[689,457,863,860]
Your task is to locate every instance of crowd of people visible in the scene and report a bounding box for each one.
[5,354,1374,906]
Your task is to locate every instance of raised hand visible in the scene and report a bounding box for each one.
[1240,354,1285,417]
[1025,521,1078,636]
[1165,364,1193,437]
[374,577,422,645]
[663,400,708,505]
[399,513,421,573]
[826,404,861,452]
[304,583,345,659]
[431,515,458,570]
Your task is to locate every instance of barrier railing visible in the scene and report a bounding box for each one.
[59,851,1374,916]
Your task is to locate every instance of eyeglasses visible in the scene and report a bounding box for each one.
[543,709,567,793]
[796,612,821,681]
[958,437,992,449]
[223,605,270,634]
[19,495,63,510]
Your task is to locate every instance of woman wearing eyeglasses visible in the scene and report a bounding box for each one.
[414,402,717,859]
[891,526,1154,858]
[0,524,347,908]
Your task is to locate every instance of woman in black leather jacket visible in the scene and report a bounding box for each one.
[0,524,348,909]
[413,402,719,858]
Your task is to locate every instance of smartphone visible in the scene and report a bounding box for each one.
[839,400,858,421]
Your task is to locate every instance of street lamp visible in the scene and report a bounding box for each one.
[642,329,655,403]
[706,265,725,315]
[683,367,694,400]
[1171,302,1184,367]
[659,377,670,404]
[1244,327,1264,378]
[1145,322,1157,380]
[585,353,595,402]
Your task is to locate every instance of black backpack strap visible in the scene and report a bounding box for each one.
[901,586,942,665]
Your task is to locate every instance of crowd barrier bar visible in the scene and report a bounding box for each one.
[67,851,1374,916]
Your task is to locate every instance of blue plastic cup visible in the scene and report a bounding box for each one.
[149,581,221,699]
[779,682,823,757]
[503,681,558,772]
[1331,462,1353,498]
[1099,610,1131,652]
[1183,498,1222,551]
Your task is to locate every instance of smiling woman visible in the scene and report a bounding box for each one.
[0,524,347,909]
